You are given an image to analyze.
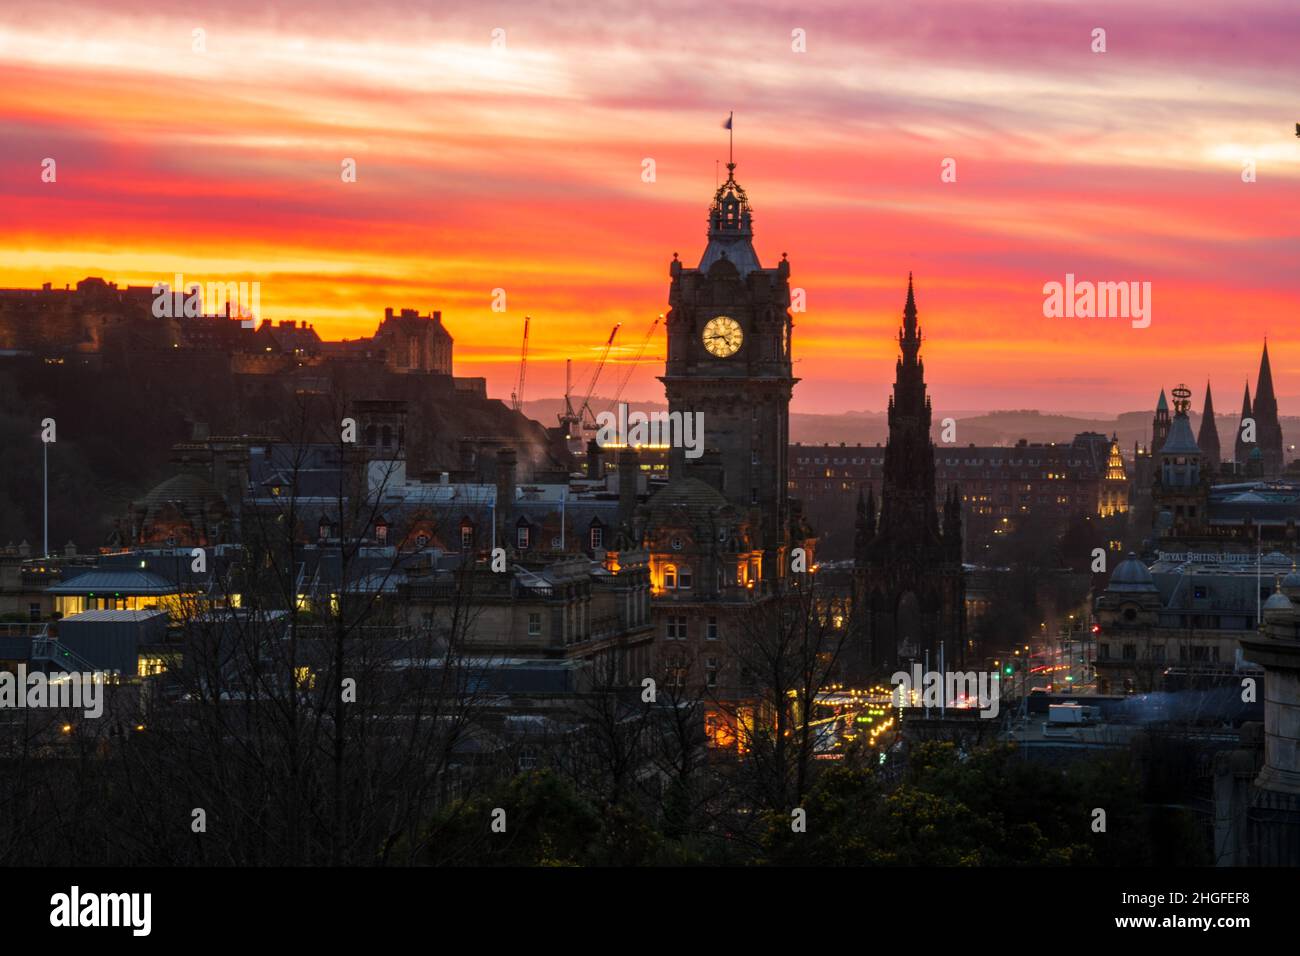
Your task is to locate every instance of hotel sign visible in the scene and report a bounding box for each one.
[1157,551,1256,564]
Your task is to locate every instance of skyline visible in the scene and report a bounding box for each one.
[2,0,1298,414]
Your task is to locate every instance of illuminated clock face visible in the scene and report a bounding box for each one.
[702,315,743,357]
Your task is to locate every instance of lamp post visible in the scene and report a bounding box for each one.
[43,436,48,558]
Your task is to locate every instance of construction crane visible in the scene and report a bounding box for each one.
[608,315,661,411]
[510,316,530,411]
[559,359,581,440]
[577,323,620,431]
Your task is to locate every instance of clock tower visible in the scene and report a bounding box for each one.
[660,160,798,582]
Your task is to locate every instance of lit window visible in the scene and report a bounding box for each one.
[138,657,167,677]
[664,565,677,589]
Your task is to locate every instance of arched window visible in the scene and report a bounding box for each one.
[664,565,677,589]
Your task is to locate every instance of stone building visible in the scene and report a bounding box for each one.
[1093,551,1275,694]
[791,431,1128,560]
[371,307,453,375]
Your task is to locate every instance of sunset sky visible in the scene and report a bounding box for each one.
[2,0,1297,415]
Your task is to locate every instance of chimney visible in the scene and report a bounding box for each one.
[618,448,639,529]
[496,447,517,542]
[586,437,604,479]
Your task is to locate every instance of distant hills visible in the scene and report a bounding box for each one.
[522,397,1295,452]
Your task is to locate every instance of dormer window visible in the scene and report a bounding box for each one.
[590,523,604,549]
[516,522,530,550]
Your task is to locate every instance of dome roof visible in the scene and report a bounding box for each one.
[1281,569,1300,590]
[1108,553,1157,592]
[140,472,227,518]
[645,477,730,526]
[142,472,222,505]
[1263,590,1293,615]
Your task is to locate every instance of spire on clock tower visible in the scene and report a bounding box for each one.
[699,160,761,277]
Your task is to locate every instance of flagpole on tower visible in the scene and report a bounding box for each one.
[728,111,733,166]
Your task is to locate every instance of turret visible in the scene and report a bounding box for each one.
[1152,389,1170,453]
